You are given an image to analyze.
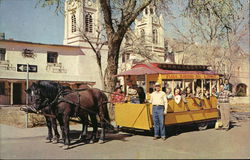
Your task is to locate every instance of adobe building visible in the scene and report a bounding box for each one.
[0,40,96,105]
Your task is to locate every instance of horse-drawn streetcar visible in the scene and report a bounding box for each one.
[115,63,220,130]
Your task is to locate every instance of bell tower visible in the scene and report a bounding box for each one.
[63,0,101,47]
[134,3,165,62]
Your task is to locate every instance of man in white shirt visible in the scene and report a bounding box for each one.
[149,82,168,140]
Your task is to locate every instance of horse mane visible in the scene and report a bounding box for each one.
[37,81,64,100]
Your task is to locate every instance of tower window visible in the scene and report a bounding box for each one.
[0,48,6,61]
[85,13,93,33]
[71,14,76,33]
[47,52,58,63]
[145,8,148,15]
[150,8,154,14]
[141,29,145,43]
[152,29,158,44]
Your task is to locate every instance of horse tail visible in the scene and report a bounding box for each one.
[101,92,110,123]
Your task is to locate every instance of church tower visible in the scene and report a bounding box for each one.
[134,3,165,62]
[63,0,101,47]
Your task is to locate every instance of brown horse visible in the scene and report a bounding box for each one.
[25,81,111,149]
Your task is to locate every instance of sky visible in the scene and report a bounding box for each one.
[0,0,64,44]
[0,0,249,52]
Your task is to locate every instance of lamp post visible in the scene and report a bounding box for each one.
[25,63,29,128]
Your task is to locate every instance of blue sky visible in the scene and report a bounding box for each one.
[0,0,248,52]
[0,0,64,44]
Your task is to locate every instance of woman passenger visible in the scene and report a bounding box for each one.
[166,88,173,100]
[174,88,181,104]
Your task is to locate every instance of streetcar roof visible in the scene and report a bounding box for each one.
[117,63,218,76]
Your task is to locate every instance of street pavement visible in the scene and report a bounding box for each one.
[0,113,250,159]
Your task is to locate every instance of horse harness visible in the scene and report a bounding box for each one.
[46,88,111,126]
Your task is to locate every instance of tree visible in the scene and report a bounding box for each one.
[164,0,249,79]
[78,25,107,89]
[38,0,154,92]
[99,0,153,92]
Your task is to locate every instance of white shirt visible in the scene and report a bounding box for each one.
[150,91,168,106]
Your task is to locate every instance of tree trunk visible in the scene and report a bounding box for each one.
[104,37,123,93]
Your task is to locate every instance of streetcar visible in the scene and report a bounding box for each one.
[115,63,219,130]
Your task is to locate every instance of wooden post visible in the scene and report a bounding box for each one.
[217,80,220,92]
[182,80,185,90]
[172,80,174,93]
[209,79,212,95]
[201,79,204,96]
[192,80,195,94]
[10,82,13,105]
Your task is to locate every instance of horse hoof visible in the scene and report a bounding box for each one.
[45,139,52,143]
[58,143,64,147]
[62,145,69,150]
[52,140,58,144]
[89,140,94,144]
[98,140,105,144]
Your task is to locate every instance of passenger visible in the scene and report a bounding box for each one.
[195,86,203,99]
[180,88,187,103]
[182,87,194,103]
[174,88,181,104]
[137,86,146,104]
[166,88,173,100]
[186,87,194,98]
[127,84,139,104]
[195,86,203,106]
[110,87,125,103]
[204,88,210,99]
[219,78,224,85]
[211,87,218,97]
[224,79,232,92]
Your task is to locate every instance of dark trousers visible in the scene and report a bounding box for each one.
[152,105,166,138]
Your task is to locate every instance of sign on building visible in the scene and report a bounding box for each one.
[17,64,37,72]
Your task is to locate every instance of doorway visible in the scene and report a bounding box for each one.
[13,83,22,104]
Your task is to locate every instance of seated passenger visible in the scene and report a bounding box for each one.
[195,86,203,106]
[137,86,146,104]
[195,86,203,99]
[211,87,218,97]
[186,87,194,98]
[204,88,210,99]
[174,88,181,104]
[166,88,173,100]
[127,84,139,104]
[182,87,194,103]
[110,87,125,103]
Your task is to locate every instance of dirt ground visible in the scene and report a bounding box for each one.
[0,104,250,128]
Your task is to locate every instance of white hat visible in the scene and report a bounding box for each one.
[155,82,160,86]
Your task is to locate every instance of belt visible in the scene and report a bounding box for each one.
[153,105,164,107]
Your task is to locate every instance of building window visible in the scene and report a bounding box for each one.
[152,29,158,44]
[150,8,154,14]
[236,83,247,97]
[71,14,76,33]
[0,48,6,61]
[47,52,58,63]
[145,8,148,15]
[85,13,93,33]
[0,82,5,95]
[141,29,145,43]
[122,53,126,63]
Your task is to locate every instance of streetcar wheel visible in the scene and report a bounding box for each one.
[197,122,208,131]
